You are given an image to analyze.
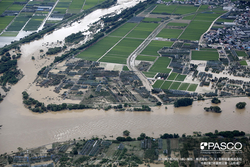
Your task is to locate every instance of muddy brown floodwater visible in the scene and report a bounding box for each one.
[0,0,250,154]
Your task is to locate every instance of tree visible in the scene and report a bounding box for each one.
[174,98,193,107]
[123,130,130,136]
[236,102,246,109]
[211,97,221,104]
[156,102,162,106]
[31,56,35,60]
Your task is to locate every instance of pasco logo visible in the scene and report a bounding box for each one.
[200,142,242,150]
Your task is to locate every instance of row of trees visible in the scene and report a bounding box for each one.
[204,106,222,113]
[22,91,90,113]
[134,105,151,111]
[205,130,245,138]
[174,98,193,107]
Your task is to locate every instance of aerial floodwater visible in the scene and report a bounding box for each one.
[0,0,250,155]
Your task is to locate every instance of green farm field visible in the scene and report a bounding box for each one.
[153,80,164,88]
[53,2,71,14]
[167,22,188,27]
[236,51,248,57]
[182,14,195,20]
[192,51,219,61]
[198,5,209,12]
[0,0,15,15]
[8,4,24,11]
[126,22,159,39]
[167,72,178,80]
[82,0,105,10]
[0,16,14,33]
[142,17,162,22]
[179,20,211,40]
[77,36,121,61]
[0,31,19,37]
[175,74,186,81]
[151,4,178,15]
[100,54,128,64]
[136,55,157,61]
[193,13,221,22]
[161,81,173,90]
[100,38,143,64]
[23,16,46,31]
[123,66,129,71]
[149,57,171,73]
[157,28,183,39]
[239,60,247,66]
[143,71,157,78]
[178,83,190,90]
[187,84,198,91]
[169,82,181,90]
[217,18,235,22]
[141,40,173,56]
[68,0,85,13]
[6,16,29,31]
[173,5,198,15]
[109,23,137,37]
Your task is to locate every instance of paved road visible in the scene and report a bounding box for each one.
[127,19,173,91]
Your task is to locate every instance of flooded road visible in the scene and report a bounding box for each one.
[0,0,250,154]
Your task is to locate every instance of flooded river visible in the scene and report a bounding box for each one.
[0,0,250,154]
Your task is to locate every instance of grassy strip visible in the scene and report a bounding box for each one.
[136,55,157,61]
[141,41,173,56]
[192,51,219,61]
[157,29,183,39]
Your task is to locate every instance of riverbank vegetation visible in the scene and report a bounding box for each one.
[174,98,193,107]
[211,97,221,104]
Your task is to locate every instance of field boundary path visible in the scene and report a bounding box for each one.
[38,0,60,31]
[96,23,140,62]
[198,11,230,49]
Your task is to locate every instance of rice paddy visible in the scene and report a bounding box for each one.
[149,57,172,73]
[141,40,173,56]
[187,84,198,91]
[192,50,219,61]
[136,55,157,61]
[157,28,183,39]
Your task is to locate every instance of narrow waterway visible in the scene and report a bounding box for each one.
[0,0,250,154]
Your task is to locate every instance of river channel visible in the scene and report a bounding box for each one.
[0,0,250,154]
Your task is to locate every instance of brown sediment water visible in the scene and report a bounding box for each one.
[0,0,250,154]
